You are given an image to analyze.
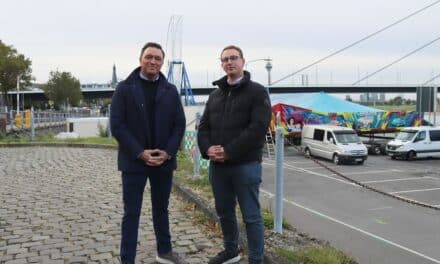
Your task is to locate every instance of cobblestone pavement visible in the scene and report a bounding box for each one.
[0,147,244,264]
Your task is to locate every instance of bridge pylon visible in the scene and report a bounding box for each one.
[167,61,196,106]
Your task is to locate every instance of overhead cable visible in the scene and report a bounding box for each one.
[352,35,440,85]
[271,0,440,86]
[420,72,440,86]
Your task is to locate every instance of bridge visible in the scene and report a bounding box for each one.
[5,85,439,106]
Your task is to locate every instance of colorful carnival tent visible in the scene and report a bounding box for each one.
[271,92,428,134]
[272,92,382,113]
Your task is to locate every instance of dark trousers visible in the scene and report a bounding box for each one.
[210,161,264,264]
[120,170,173,264]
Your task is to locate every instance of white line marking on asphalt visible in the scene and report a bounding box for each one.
[344,169,404,175]
[362,177,435,184]
[285,166,328,170]
[264,158,312,165]
[391,187,440,194]
[262,161,355,186]
[283,161,316,164]
[260,189,440,264]
[368,206,393,211]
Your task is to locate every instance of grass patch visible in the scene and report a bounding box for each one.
[276,246,357,264]
[374,104,416,112]
[0,134,117,145]
[52,136,117,145]
[175,151,212,198]
[261,208,293,230]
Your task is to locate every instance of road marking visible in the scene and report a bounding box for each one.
[263,161,355,186]
[344,169,404,175]
[292,166,327,170]
[362,177,435,184]
[260,189,440,264]
[265,159,312,165]
[368,206,393,211]
[391,187,440,194]
[285,161,317,164]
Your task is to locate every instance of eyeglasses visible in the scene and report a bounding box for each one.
[220,55,240,63]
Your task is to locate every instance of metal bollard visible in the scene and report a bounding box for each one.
[31,107,35,141]
[274,126,284,234]
[10,110,13,128]
[276,111,281,126]
[193,112,201,178]
[107,104,112,139]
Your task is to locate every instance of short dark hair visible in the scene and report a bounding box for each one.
[221,45,243,58]
[140,42,165,60]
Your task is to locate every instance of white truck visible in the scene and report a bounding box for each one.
[301,125,368,165]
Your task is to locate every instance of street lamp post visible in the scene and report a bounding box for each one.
[245,58,273,89]
[16,75,20,114]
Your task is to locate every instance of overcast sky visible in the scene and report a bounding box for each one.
[1,0,439,87]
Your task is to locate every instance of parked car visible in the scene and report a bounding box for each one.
[301,125,368,165]
[386,126,440,160]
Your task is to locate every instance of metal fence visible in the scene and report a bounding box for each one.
[0,108,96,133]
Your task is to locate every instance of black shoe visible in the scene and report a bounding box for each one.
[208,250,241,264]
[156,251,186,264]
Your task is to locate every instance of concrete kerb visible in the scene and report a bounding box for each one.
[0,143,280,263]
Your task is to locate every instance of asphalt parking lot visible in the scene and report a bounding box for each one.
[260,146,440,264]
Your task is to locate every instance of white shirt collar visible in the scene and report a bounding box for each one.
[227,76,243,85]
[139,72,159,82]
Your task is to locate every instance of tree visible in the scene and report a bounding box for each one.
[43,71,82,109]
[390,96,403,106]
[0,40,33,107]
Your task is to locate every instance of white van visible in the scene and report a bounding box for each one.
[301,125,368,165]
[386,126,440,160]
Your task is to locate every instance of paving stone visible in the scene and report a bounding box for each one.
[0,254,14,262]
[90,252,113,261]
[68,256,88,263]
[96,245,114,253]
[176,240,193,246]
[50,252,73,260]
[40,248,60,256]
[5,259,28,264]
[6,247,27,255]
[14,251,39,259]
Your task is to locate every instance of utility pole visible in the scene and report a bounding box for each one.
[16,75,20,113]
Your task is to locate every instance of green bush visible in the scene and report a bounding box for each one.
[97,123,108,137]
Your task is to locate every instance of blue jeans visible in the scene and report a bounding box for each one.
[210,161,264,264]
[120,170,173,264]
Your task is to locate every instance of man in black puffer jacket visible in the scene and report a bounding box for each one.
[197,45,272,264]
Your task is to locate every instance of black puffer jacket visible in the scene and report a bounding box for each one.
[197,71,272,164]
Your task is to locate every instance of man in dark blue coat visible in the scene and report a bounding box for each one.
[110,42,186,264]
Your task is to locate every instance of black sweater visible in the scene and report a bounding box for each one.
[141,78,158,148]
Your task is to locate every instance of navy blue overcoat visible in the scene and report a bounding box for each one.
[110,67,186,173]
